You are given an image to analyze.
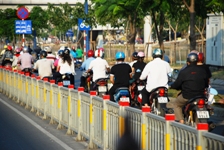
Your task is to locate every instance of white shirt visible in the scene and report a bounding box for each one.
[89,57,109,82]
[58,58,75,75]
[140,58,172,92]
[129,60,137,67]
[34,58,54,79]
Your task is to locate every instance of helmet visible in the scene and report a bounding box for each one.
[152,48,163,58]
[115,51,125,60]
[23,46,29,52]
[187,53,198,64]
[87,50,94,57]
[7,45,12,51]
[15,48,21,53]
[137,51,145,58]
[4,45,7,49]
[44,47,52,53]
[198,52,204,63]
[98,47,104,52]
[95,49,103,57]
[58,50,64,56]
[63,48,70,55]
[40,50,47,58]
[132,52,138,59]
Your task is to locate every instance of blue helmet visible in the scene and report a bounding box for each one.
[115,52,125,60]
[58,50,64,56]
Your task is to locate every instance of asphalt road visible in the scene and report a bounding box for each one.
[0,94,87,150]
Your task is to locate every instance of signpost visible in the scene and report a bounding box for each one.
[16,6,31,46]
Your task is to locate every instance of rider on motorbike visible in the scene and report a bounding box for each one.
[139,48,172,107]
[53,48,75,85]
[0,45,14,66]
[33,50,54,79]
[130,51,146,84]
[12,47,22,70]
[166,53,209,124]
[17,46,34,71]
[87,49,110,90]
[129,52,138,67]
[108,52,132,102]
[80,50,95,88]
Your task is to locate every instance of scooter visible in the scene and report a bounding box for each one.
[130,80,145,107]
[93,78,109,97]
[114,87,131,103]
[74,59,82,69]
[146,86,171,117]
[56,73,73,87]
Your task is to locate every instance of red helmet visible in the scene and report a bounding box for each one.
[7,45,12,51]
[87,50,94,57]
[198,52,204,63]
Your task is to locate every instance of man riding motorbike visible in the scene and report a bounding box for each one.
[139,48,172,107]
[129,52,138,67]
[80,50,95,88]
[0,45,14,67]
[87,49,110,90]
[17,46,34,71]
[108,52,132,102]
[33,50,54,79]
[166,53,209,124]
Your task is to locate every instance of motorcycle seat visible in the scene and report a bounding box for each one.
[115,87,129,93]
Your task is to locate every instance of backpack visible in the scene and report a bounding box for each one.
[4,50,13,60]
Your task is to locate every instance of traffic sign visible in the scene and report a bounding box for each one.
[17,7,29,20]
[15,20,32,34]
[78,18,90,31]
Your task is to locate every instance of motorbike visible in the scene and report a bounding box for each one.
[93,78,109,97]
[56,73,73,87]
[114,87,131,103]
[130,80,145,107]
[168,68,179,83]
[82,71,92,93]
[74,58,82,69]
[22,68,33,76]
[143,86,171,117]
[183,95,216,130]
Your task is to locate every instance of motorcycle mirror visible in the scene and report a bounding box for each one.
[168,72,172,77]
[210,88,218,95]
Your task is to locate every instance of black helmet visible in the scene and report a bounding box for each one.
[152,48,163,58]
[187,53,198,64]
[40,50,47,58]
[132,52,138,60]
[63,48,70,55]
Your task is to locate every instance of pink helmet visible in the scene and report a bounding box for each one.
[137,51,145,57]
[98,47,104,52]
[15,47,21,53]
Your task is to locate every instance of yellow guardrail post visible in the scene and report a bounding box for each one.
[88,91,97,149]
[0,66,3,92]
[57,82,63,129]
[196,123,208,150]
[42,78,49,120]
[49,79,55,124]
[35,76,41,116]
[30,74,37,112]
[141,106,151,150]
[66,84,75,135]
[103,95,110,149]
[165,114,175,150]
[76,87,84,141]
[25,73,31,109]
[119,100,130,137]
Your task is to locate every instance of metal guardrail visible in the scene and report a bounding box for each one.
[0,67,224,150]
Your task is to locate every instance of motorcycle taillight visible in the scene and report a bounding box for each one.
[197,99,205,108]
[159,88,165,96]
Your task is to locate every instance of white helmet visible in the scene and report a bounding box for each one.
[23,46,28,52]
[44,47,52,53]
[95,49,103,57]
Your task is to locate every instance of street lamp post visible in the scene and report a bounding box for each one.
[84,0,89,60]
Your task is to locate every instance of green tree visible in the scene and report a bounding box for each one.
[0,8,17,44]
[92,0,147,54]
[29,6,49,36]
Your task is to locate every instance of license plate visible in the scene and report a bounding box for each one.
[158,97,168,103]
[63,80,70,86]
[98,86,107,92]
[196,111,210,118]
[137,86,144,91]
[120,97,130,102]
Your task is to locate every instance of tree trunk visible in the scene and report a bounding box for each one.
[127,15,137,60]
[159,12,165,50]
[189,12,196,50]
